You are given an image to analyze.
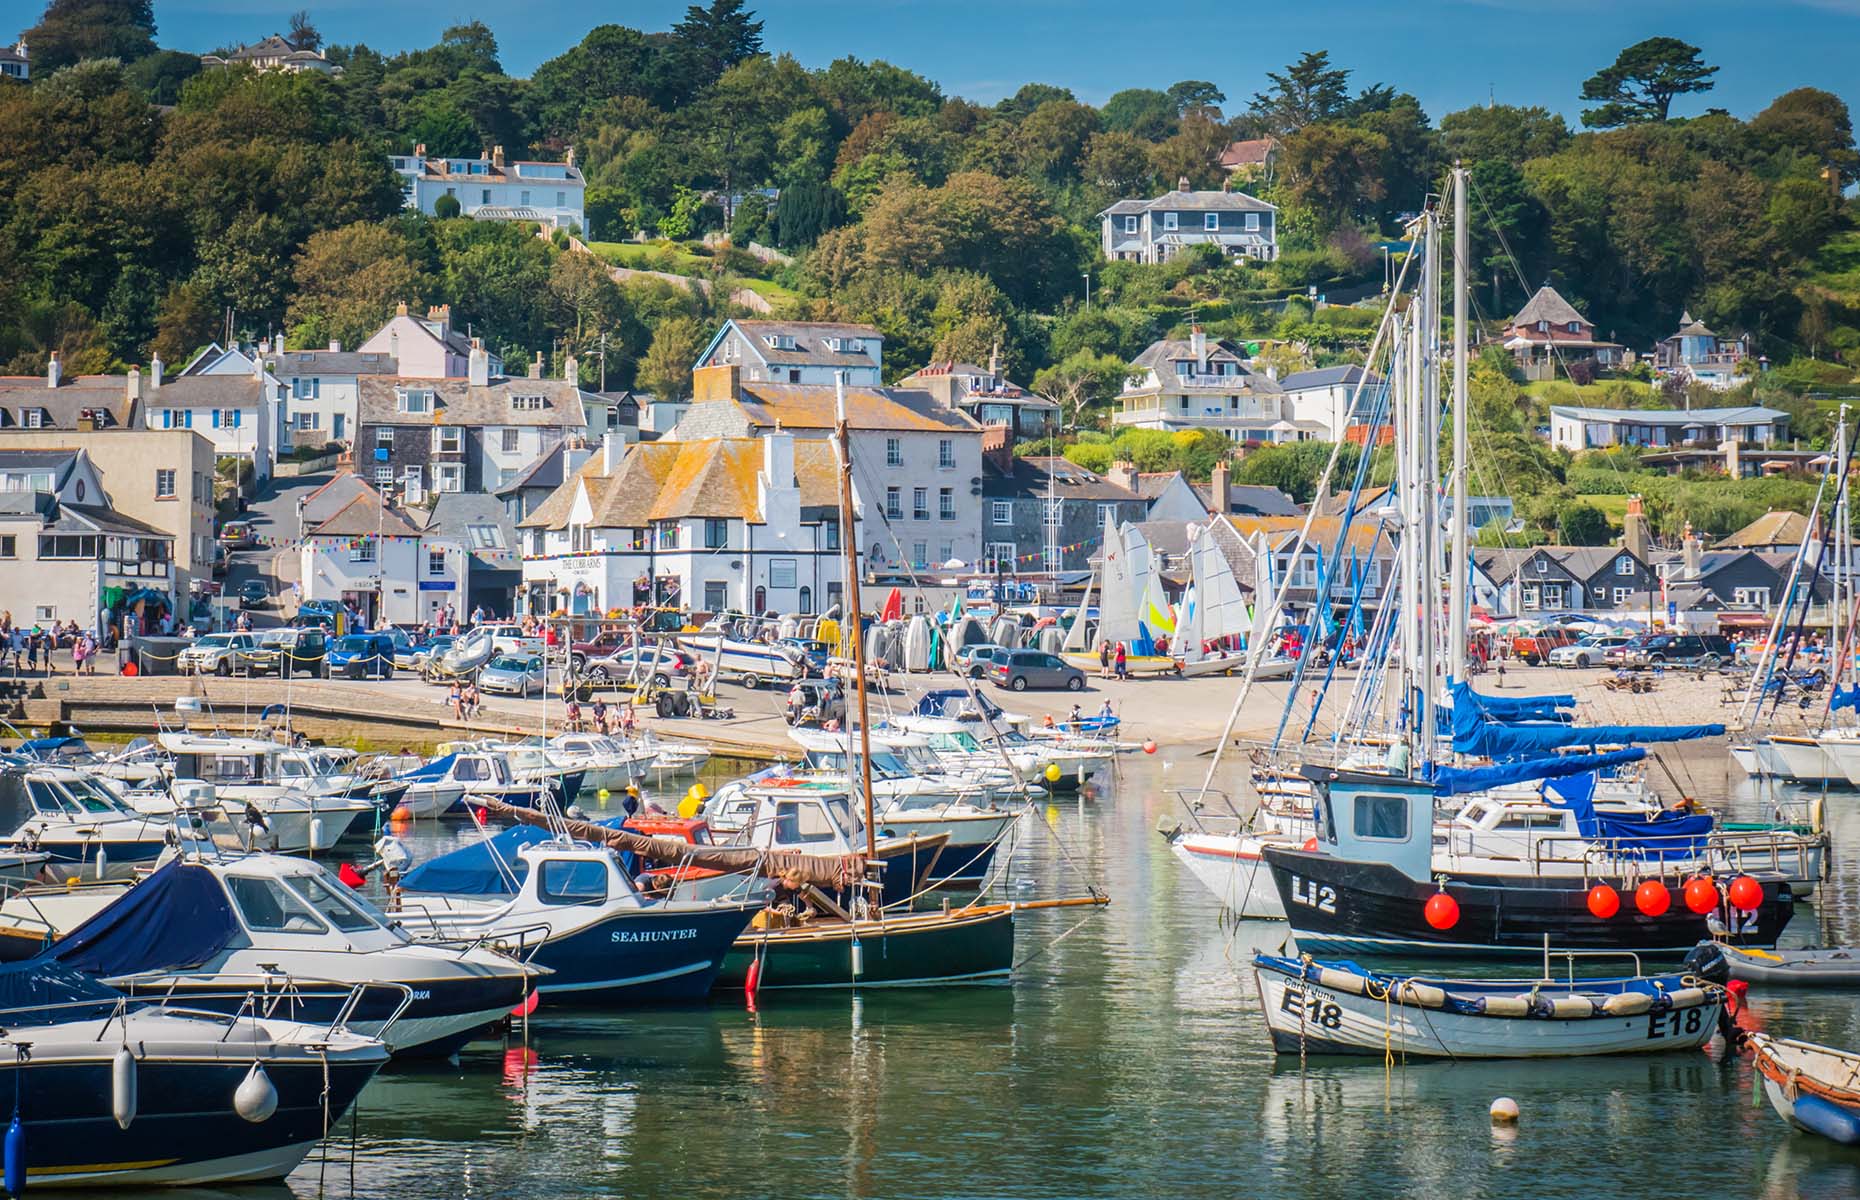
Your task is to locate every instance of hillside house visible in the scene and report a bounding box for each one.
[695,320,884,387]
[1653,312,1754,391]
[1502,285,1625,381]
[390,146,585,234]
[1113,330,1288,439]
[1100,181,1277,264]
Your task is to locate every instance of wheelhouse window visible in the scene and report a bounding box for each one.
[282,873,382,932]
[225,875,328,934]
[537,858,609,905]
[1353,794,1410,841]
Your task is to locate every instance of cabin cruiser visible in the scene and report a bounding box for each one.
[0,765,167,880]
[393,747,580,818]
[629,732,710,777]
[394,830,757,1002]
[542,732,657,792]
[886,691,1111,789]
[45,854,535,1056]
[153,732,375,851]
[0,957,388,1188]
[12,734,168,788]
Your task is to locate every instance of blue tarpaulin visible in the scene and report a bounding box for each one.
[1449,684,1723,757]
[48,863,241,977]
[1545,773,1714,861]
[399,824,553,896]
[1450,683,1576,722]
[1429,748,1646,798]
[395,753,459,782]
[1834,684,1859,714]
[911,690,1005,720]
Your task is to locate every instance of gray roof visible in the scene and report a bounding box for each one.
[263,350,398,377]
[149,376,268,408]
[0,450,80,473]
[58,503,169,537]
[1279,365,1381,391]
[1511,286,1589,329]
[358,378,589,429]
[1550,405,1788,427]
[426,493,521,568]
[1099,189,1276,217]
[495,442,571,496]
[724,320,882,370]
[1197,483,1301,517]
[981,457,1144,502]
[0,377,135,429]
[299,473,377,527]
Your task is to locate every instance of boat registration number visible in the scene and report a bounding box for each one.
[1646,1007,1704,1040]
[1278,987,1343,1029]
[1287,876,1337,914]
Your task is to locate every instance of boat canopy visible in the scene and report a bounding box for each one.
[15,736,87,758]
[48,862,242,977]
[1448,683,1574,723]
[1428,748,1646,798]
[0,959,127,1025]
[911,690,1004,720]
[1833,683,1859,714]
[399,825,555,896]
[1544,771,1713,860]
[1449,684,1722,757]
[395,753,460,782]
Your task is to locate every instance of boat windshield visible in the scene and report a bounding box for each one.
[224,874,329,935]
[25,775,130,817]
[931,732,982,753]
[280,872,385,933]
[771,799,854,845]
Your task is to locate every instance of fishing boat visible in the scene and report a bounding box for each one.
[0,957,387,1187]
[1254,954,1727,1058]
[394,826,757,1002]
[1749,1033,1860,1145]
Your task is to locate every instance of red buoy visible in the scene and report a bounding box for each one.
[1586,884,1620,919]
[1634,880,1671,917]
[1143,740,1158,755]
[1728,874,1764,913]
[1301,837,1318,852]
[1682,877,1719,915]
[1423,891,1460,930]
[744,957,762,1009]
[336,862,367,889]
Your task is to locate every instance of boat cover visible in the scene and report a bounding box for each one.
[399,825,553,896]
[1449,685,1722,757]
[1545,772,1713,860]
[15,736,86,759]
[911,689,1005,720]
[1448,682,1574,722]
[1833,683,1859,713]
[395,753,459,782]
[1429,748,1645,798]
[48,863,241,977]
[0,959,126,1024]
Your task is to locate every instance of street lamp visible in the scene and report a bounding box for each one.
[1081,272,1091,311]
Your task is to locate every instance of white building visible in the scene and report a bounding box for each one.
[0,40,26,81]
[0,449,176,629]
[1277,365,1384,442]
[261,342,397,448]
[390,146,586,235]
[694,320,884,387]
[519,432,843,617]
[200,35,340,75]
[1548,405,1790,452]
[1112,330,1292,441]
[153,349,282,482]
[1100,181,1278,264]
[297,486,428,626]
[357,303,500,380]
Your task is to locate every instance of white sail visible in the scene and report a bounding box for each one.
[1096,520,1140,646]
[1186,524,1250,654]
[1062,561,1095,653]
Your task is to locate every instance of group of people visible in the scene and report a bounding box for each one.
[0,616,104,676]
[444,680,482,721]
[560,696,638,736]
[1095,640,1129,680]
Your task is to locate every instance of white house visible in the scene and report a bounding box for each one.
[1277,365,1384,442]
[155,348,282,481]
[519,432,843,617]
[1100,181,1278,264]
[297,486,428,626]
[0,40,26,81]
[1547,405,1789,452]
[0,449,176,630]
[694,320,884,387]
[199,34,340,75]
[357,303,500,380]
[261,341,398,448]
[389,146,586,235]
[1113,329,1292,441]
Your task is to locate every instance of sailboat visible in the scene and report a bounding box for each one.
[1061,514,1178,674]
[1178,521,1290,678]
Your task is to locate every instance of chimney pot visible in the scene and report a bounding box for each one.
[602,430,624,474]
[126,366,142,403]
[396,300,408,317]
[46,351,60,389]
[149,352,163,391]
[328,339,341,353]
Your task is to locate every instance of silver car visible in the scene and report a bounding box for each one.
[477,653,545,697]
[179,632,260,676]
[989,649,1086,692]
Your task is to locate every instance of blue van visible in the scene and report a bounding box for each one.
[327,633,396,679]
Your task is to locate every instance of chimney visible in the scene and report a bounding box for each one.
[981,424,1013,474]
[565,146,576,168]
[1177,175,1190,191]
[468,338,490,388]
[1191,325,1207,372]
[564,354,579,388]
[328,339,341,353]
[1723,438,1741,479]
[46,351,60,389]
[126,366,142,403]
[987,340,1000,377]
[529,351,543,380]
[764,430,795,488]
[1621,494,1648,560]
[492,145,505,168]
[1682,521,1702,579]
[692,364,742,403]
[1211,459,1231,515]
[602,429,625,474]
[149,352,163,391]
[414,143,426,159]
[1105,458,1137,491]
[396,300,409,317]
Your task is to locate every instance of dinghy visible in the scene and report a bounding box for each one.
[1749,1033,1860,1145]
[1693,940,1860,987]
[1254,954,1727,1059]
[904,615,932,671]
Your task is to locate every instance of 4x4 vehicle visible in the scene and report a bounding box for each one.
[179,632,260,676]
[952,644,1011,679]
[569,628,631,670]
[327,633,396,679]
[1511,628,1582,665]
[584,645,692,685]
[238,627,327,677]
[473,623,544,658]
[1546,633,1635,668]
[784,679,846,726]
[990,649,1086,692]
[1624,633,1734,668]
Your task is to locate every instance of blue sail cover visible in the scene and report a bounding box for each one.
[1449,685,1722,757]
[48,863,241,977]
[1449,682,1575,723]
[399,824,553,896]
[1834,684,1859,714]
[395,752,459,782]
[1429,748,1646,797]
[1544,774,1714,861]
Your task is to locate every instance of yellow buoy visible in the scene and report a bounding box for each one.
[677,793,704,819]
[1044,763,1062,783]
[690,782,709,801]
[597,788,611,807]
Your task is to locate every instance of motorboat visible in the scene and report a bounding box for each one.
[152,732,375,851]
[395,828,757,1002]
[11,734,167,788]
[542,732,657,793]
[1762,733,1843,784]
[46,854,535,1056]
[0,765,167,881]
[392,748,580,818]
[0,957,387,1187]
[630,733,710,778]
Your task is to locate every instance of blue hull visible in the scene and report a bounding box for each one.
[36,838,167,867]
[530,905,756,1004]
[926,842,997,886]
[441,772,584,817]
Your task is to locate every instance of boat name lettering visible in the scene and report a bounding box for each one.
[1288,876,1338,915]
[1279,987,1343,1030]
[611,927,701,944]
[1647,1007,1703,1040]
[411,990,431,1000]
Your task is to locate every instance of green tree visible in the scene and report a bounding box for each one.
[671,0,765,90]
[286,221,430,351]
[1557,502,1610,545]
[1280,123,1388,228]
[1032,350,1126,428]
[122,49,200,104]
[1100,88,1175,140]
[1232,440,1357,504]
[636,314,705,400]
[1439,103,1570,166]
[1752,88,1859,187]
[433,194,461,219]
[193,212,293,329]
[547,251,629,349]
[1248,51,1351,136]
[773,180,845,248]
[1166,80,1225,116]
[1015,99,1100,181]
[22,0,156,73]
[1580,37,1718,128]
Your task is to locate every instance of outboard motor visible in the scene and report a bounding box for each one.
[1681,940,1731,986]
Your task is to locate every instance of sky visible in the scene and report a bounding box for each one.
[141,0,1860,123]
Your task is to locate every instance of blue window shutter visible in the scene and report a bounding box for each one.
[184,410,193,429]
[211,410,220,428]
[232,409,241,428]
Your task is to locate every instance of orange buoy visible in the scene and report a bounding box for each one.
[1728,874,1764,912]
[390,805,413,823]
[1301,837,1318,852]
[1143,740,1158,754]
[1682,877,1720,915]
[1423,891,1460,930]
[1586,884,1620,919]
[1634,880,1671,917]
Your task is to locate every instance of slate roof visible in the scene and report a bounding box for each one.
[148,376,269,409]
[724,320,882,370]
[357,378,588,428]
[307,493,422,538]
[1099,190,1276,217]
[1195,483,1301,517]
[263,350,398,377]
[0,378,135,429]
[1715,510,1815,549]
[1279,365,1382,391]
[521,439,838,531]
[1549,404,1787,427]
[1510,285,1590,329]
[58,503,169,536]
[0,449,80,474]
[299,473,378,527]
[426,493,521,570]
[981,457,1143,502]
[495,442,574,497]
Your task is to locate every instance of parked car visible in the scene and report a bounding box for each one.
[569,628,631,670]
[238,627,328,677]
[953,644,1011,679]
[479,653,545,697]
[327,633,396,679]
[1604,634,1650,666]
[473,623,544,658]
[584,645,692,685]
[1546,633,1635,669]
[784,679,846,726]
[179,632,260,676]
[1625,633,1734,668]
[216,521,257,550]
[989,649,1086,692]
[1511,627,1582,665]
[236,579,269,608]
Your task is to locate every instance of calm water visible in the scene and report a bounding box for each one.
[152,749,1860,1198]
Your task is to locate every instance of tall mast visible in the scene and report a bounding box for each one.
[1418,203,1441,768]
[833,373,878,857]
[1450,166,1470,687]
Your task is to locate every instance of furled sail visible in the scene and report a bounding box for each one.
[1186,523,1250,652]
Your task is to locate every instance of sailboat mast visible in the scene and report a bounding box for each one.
[1450,166,1471,687]
[833,373,878,857]
[1418,204,1442,768]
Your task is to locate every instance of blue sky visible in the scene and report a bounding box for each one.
[146,0,1860,122]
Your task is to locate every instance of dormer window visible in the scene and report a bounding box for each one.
[1536,321,1548,333]
[510,394,546,412]
[23,409,43,429]
[762,333,796,350]
[396,387,431,415]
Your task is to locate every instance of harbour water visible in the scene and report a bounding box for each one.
[208,748,1860,1199]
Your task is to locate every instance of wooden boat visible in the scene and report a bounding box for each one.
[717,904,1017,990]
[1750,1032,1860,1145]
[1700,940,1860,987]
[1254,954,1726,1059]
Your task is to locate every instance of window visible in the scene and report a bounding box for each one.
[939,487,955,520]
[913,488,929,520]
[1536,321,1548,333]
[22,410,41,429]
[374,466,394,485]
[937,541,952,563]
[1099,503,1118,526]
[155,469,176,499]
[1353,794,1409,841]
[159,408,191,429]
[704,518,728,549]
[988,542,1017,570]
[537,859,608,906]
[824,519,840,550]
[769,558,796,588]
[1204,212,1219,231]
[510,395,546,412]
[468,524,504,550]
[885,487,902,520]
[435,463,463,493]
[703,581,728,612]
[480,188,491,204]
[1615,556,1635,576]
[37,536,97,559]
[938,439,955,469]
[283,874,378,932]
[397,388,431,415]
[402,466,423,493]
[431,427,462,454]
[428,548,446,575]
[992,501,1012,525]
[376,427,394,448]
[0,536,13,558]
[1245,212,1261,231]
[656,522,680,549]
[556,190,566,207]
[501,428,520,453]
[1124,215,1137,234]
[519,189,530,206]
[886,438,902,467]
[1733,587,1771,607]
[350,539,375,564]
[1163,212,1179,231]
[292,377,320,400]
[911,541,928,567]
[1568,321,1581,333]
[225,876,326,934]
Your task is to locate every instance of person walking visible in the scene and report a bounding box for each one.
[1113,641,1128,681]
[1097,640,1111,679]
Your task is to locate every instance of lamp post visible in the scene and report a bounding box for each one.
[1081,272,1091,311]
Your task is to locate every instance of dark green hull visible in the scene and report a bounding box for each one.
[716,908,1015,990]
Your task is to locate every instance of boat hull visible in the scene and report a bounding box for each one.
[715,907,1015,990]
[1262,847,1795,959]
[523,904,757,1003]
[1767,736,1841,783]
[1170,832,1287,919]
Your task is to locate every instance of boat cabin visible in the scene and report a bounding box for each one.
[0,768,143,825]
[157,733,283,786]
[1305,765,1436,882]
[726,786,867,855]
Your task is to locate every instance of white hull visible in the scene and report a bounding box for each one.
[1768,737,1841,783]
[1816,734,1860,788]
[1170,832,1289,918]
[397,781,468,818]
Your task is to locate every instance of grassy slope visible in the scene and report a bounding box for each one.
[585,240,803,310]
